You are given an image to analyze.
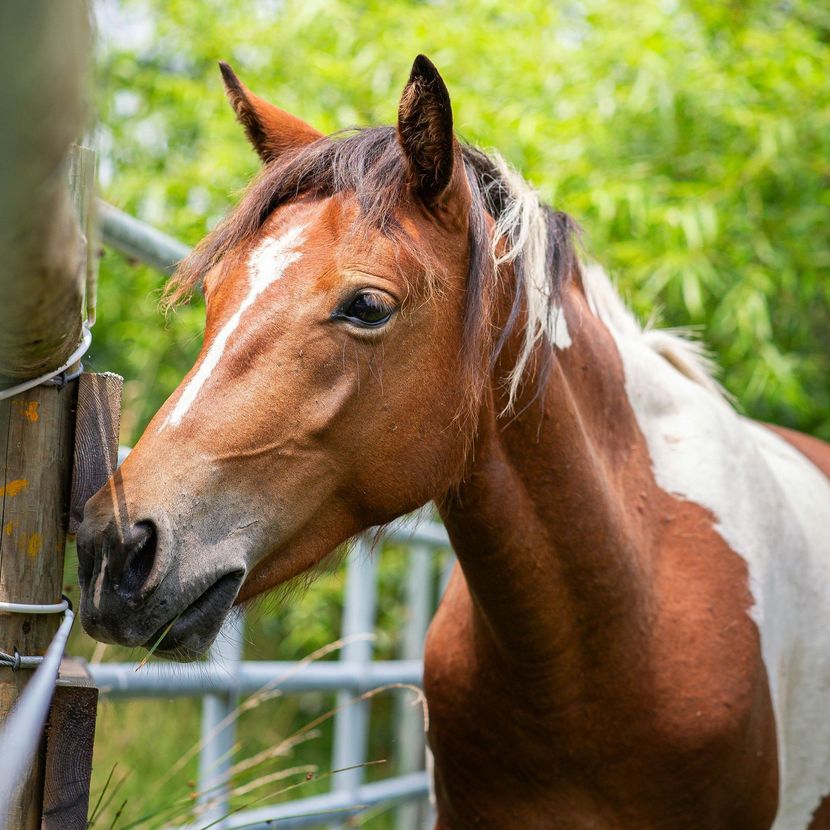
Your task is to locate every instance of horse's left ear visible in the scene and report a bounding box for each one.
[219,61,323,164]
[397,55,456,207]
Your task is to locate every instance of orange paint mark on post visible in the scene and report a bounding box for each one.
[27,533,43,558]
[4,520,16,537]
[11,400,40,421]
[0,479,28,497]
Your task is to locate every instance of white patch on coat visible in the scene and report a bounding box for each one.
[587,263,830,828]
[162,224,307,429]
[550,305,571,351]
[581,263,724,398]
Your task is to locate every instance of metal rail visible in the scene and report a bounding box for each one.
[89,658,424,697]
[332,538,378,801]
[97,200,191,274]
[213,771,429,830]
[0,608,75,830]
[197,615,243,827]
[396,544,434,830]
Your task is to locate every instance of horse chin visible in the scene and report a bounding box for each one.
[144,570,245,661]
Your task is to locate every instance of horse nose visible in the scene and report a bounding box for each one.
[77,519,161,603]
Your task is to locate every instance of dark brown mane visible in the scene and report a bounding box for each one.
[165,126,578,383]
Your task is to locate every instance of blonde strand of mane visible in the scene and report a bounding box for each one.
[488,153,551,411]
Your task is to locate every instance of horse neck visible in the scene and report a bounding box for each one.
[438,274,658,677]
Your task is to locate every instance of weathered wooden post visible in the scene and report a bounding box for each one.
[0,4,94,829]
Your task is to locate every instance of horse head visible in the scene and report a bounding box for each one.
[77,56,490,658]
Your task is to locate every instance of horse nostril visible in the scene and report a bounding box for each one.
[117,521,158,598]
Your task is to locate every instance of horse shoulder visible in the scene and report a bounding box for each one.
[735,420,830,829]
[612,334,830,828]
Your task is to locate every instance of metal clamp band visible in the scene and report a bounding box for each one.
[0,596,73,671]
[0,598,70,615]
[0,324,92,401]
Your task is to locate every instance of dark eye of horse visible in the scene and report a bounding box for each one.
[336,292,395,328]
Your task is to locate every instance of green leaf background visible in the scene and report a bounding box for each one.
[91,0,830,443]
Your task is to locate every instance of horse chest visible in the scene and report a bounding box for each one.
[423,563,779,829]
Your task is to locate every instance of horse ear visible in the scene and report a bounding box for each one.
[219,61,323,164]
[397,55,456,206]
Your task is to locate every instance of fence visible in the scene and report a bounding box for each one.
[89,518,452,829]
[85,205,456,829]
[0,602,77,830]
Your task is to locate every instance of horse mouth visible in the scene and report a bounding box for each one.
[144,570,244,660]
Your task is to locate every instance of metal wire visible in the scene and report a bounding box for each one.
[0,650,43,671]
[0,597,70,614]
[0,596,72,672]
[0,324,92,401]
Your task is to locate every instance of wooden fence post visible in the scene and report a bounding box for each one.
[0,5,91,379]
[0,4,93,828]
[0,383,79,830]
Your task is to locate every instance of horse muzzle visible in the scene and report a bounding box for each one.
[76,502,246,660]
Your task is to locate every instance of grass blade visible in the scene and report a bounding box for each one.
[134,614,181,672]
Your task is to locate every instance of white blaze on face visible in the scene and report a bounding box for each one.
[162,224,308,429]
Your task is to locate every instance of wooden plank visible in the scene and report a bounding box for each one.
[41,658,98,830]
[0,381,78,830]
[69,372,123,533]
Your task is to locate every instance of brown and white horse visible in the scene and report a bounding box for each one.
[78,56,830,828]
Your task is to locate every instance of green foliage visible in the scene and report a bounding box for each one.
[94,0,830,442]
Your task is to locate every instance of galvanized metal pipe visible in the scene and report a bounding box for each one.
[90,659,423,698]
[197,614,244,829]
[0,608,75,829]
[213,770,429,830]
[386,513,450,547]
[331,536,378,802]
[97,200,190,274]
[396,544,434,830]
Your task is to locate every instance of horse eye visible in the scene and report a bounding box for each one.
[337,292,395,328]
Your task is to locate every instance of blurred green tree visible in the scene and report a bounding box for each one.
[93,0,829,442]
